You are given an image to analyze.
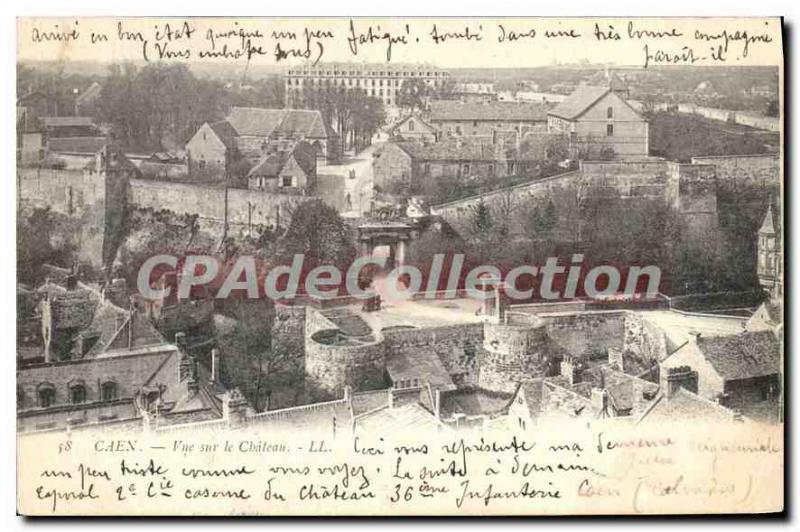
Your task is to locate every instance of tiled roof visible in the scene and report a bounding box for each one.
[516,379,544,419]
[386,349,456,392]
[412,138,505,162]
[355,402,444,432]
[47,136,108,155]
[83,300,165,357]
[548,86,612,120]
[580,366,659,412]
[390,114,436,134]
[636,387,737,424]
[697,331,781,381]
[208,120,238,151]
[429,100,549,122]
[226,107,328,139]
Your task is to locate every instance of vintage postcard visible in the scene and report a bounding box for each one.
[16,17,783,516]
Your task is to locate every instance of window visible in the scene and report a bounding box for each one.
[38,385,55,408]
[473,120,478,127]
[606,124,614,136]
[408,120,415,132]
[607,106,613,119]
[70,384,87,404]
[282,176,293,187]
[17,386,24,408]
[463,164,470,175]
[101,381,118,401]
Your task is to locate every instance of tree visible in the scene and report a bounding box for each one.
[94,63,227,151]
[217,301,298,412]
[17,207,77,284]
[279,199,354,269]
[396,79,431,112]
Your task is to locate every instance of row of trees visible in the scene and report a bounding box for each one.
[83,63,286,152]
[291,87,386,153]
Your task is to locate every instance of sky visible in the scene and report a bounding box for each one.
[17,17,783,70]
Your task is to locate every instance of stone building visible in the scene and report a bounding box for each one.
[389,113,437,144]
[285,62,450,108]
[185,107,330,180]
[660,330,781,422]
[247,141,318,193]
[547,83,649,158]
[372,138,514,194]
[429,100,549,140]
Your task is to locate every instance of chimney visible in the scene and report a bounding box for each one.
[607,348,624,371]
[222,389,250,428]
[688,331,701,343]
[434,389,441,419]
[187,358,199,396]
[591,388,609,415]
[631,377,649,417]
[560,356,579,386]
[388,387,395,409]
[210,348,220,383]
[41,295,54,363]
[661,365,698,398]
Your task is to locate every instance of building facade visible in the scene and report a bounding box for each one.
[285,63,450,108]
[547,85,649,158]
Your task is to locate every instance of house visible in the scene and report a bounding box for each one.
[247,141,317,193]
[185,107,330,180]
[547,84,649,158]
[372,141,424,193]
[40,116,102,138]
[17,275,223,433]
[185,120,238,179]
[389,114,437,144]
[660,331,781,422]
[428,101,549,140]
[757,203,782,301]
[226,107,329,158]
[42,136,110,170]
[372,138,514,194]
[452,82,497,103]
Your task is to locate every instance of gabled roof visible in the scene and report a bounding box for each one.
[636,387,737,425]
[208,120,238,151]
[513,379,545,419]
[696,331,781,381]
[429,100,549,122]
[759,203,778,235]
[247,141,317,179]
[226,107,328,139]
[548,86,612,120]
[390,114,436,134]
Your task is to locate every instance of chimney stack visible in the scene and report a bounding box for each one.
[222,389,250,428]
[560,356,579,386]
[661,365,698,398]
[210,348,220,384]
[591,388,609,416]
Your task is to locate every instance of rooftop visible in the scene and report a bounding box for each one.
[429,100,550,122]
